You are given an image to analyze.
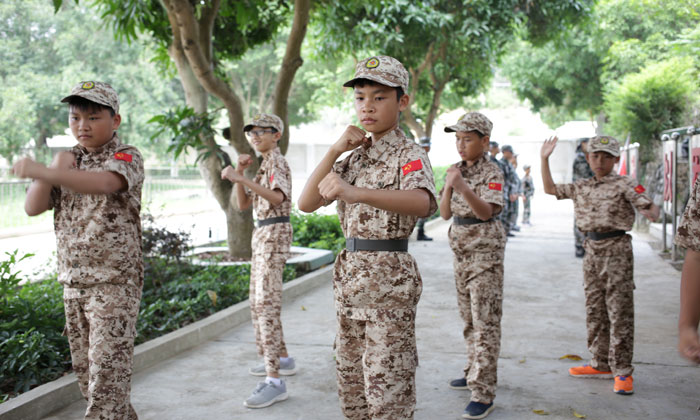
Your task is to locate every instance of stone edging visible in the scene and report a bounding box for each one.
[0,265,333,420]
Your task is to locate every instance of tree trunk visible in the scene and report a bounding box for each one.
[273,0,311,154]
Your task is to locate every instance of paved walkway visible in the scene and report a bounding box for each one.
[42,196,698,419]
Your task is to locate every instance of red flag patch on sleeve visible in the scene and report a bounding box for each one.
[488,182,502,191]
[114,152,132,162]
[402,159,423,176]
[269,173,275,183]
[634,184,646,194]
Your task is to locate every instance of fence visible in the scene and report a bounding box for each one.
[0,167,208,232]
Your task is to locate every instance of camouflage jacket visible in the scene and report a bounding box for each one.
[676,180,700,252]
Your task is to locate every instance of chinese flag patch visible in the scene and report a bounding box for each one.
[114,152,132,162]
[634,184,645,194]
[402,159,423,176]
[488,182,502,191]
[269,173,275,183]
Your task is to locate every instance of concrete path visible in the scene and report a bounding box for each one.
[42,196,698,420]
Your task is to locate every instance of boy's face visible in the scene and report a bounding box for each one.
[586,151,619,179]
[246,126,280,153]
[69,106,120,151]
[455,131,488,163]
[489,145,499,156]
[353,84,408,138]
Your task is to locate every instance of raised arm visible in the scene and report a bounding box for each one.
[298,125,368,213]
[540,136,558,195]
[679,248,700,363]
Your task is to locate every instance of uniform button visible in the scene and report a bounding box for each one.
[346,309,352,316]
[72,262,79,268]
[79,290,85,295]
[72,229,77,234]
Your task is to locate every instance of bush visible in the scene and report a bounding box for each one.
[291,210,345,255]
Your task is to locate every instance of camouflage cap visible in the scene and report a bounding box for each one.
[61,81,119,114]
[523,164,531,170]
[244,113,284,135]
[445,112,493,136]
[588,135,620,157]
[343,55,409,93]
[501,145,513,153]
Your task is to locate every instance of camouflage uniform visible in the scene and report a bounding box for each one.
[676,179,700,252]
[498,155,518,235]
[521,171,534,224]
[53,82,143,420]
[328,128,437,420]
[244,114,293,377]
[572,141,594,252]
[554,136,653,377]
[507,169,522,229]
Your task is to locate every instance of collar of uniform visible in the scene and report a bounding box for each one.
[457,153,487,171]
[365,127,404,162]
[592,172,618,184]
[72,133,121,156]
[262,146,282,162]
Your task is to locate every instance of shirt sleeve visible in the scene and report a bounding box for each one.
[480,166,505,207]
[554,183,575,200]
[269,155,292,200]
[622,177,653,210]
[103,147,144,191]
[676,180,700,251]
[399,147,438,216]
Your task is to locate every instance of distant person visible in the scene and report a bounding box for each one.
[507,154,522,232]
[541,135,659,395]
[415,136,434,241]
[675,179,700,363]
[572,138,594,257]
[298,55,437,420]
[499,145,519,237]
[221,113,296,409]
[12,81,144,419]
[441,112,505,420]
[521,164,534,225]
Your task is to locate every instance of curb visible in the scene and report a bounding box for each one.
[0,265,333,420]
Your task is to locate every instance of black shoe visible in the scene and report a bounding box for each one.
[575,247,585,258]
[449,377,468,390]
[506,232,515,237]
[417,233,433,241]
[463,401,494,419]
[512,225,520,232]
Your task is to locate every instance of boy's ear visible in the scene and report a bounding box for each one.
[273,131,282,142]
[481,135,490,149]
[112,113,122,131]
[398,93,410,112]
[614,156,620,163]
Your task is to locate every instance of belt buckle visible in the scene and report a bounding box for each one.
[346,238,357,252]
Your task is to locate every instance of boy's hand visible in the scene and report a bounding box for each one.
[445,165,466,193]
[318,172,357,203]
[540,136,558,159]
[237,154,253,173]
[330,125,369,155]
[51,151,75,169]
[221,165,243,183]
[11,157,45,179]
[679,325,700,363]
[639,204,660,221]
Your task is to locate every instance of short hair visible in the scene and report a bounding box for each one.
[66,96,115,117]
[352,78,404,101]
[489,141,499,148]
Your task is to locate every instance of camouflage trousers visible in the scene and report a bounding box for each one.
[522,197,531,224]
[498,198,512,233]
[582,236,635,377]
[507,198,519,228]
[453,253,504,403]
[250,252,289,376]
[335,314,418,420]
[64,293,140,420]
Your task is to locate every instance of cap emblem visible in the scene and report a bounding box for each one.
[81,81,95,90]
[365,57,380,69]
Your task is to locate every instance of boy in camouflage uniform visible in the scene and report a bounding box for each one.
[441,112,505,419]
[298,55,437,420]
[541,135,659,395]
[521,164,534,225]
[12,81,144,419]
[498,145,518,237]
[221,113,295,408]
[675,179,700,363]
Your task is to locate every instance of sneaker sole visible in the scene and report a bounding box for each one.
[614,388,634,395]
[569,373,613,379]
[243,391,289,408]
[449,384,469,391]
[462,404,495,419]
[249,368,298,377]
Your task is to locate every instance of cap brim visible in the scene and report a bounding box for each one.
[444,124,485,135]
[343,76,401,89]
[589,147,620,157]
[60,94,115,112]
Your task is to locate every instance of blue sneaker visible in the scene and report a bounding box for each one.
[449,377,469,390]
[462,401,494,419]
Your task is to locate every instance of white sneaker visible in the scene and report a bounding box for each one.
[244,381,288,408]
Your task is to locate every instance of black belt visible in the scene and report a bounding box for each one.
[257,216,290,227]
[453,216,492,225]
[345,238,408,252]
[586,230,626,241]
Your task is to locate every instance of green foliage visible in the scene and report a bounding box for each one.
[290,210,345,255]
[147,105,227,165]
[141,214,192,263]
[1,253,69,402]
[604,58,697,162]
